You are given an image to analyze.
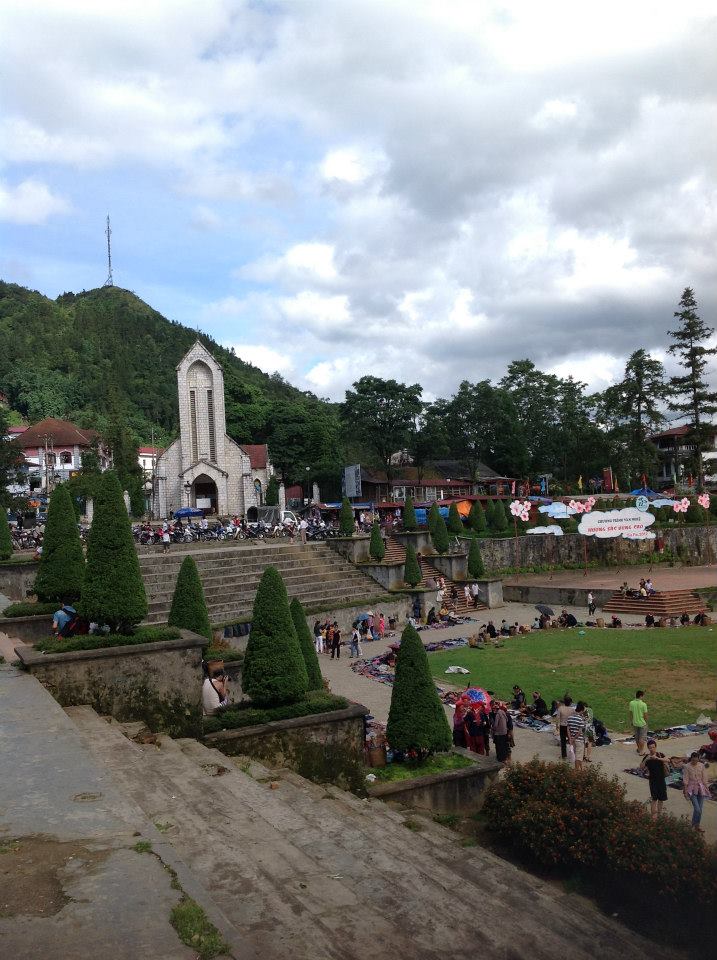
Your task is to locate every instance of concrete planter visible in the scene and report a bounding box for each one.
[393,530,434,555]
[204,702,369,790]
[472,578,504,608]
[431,552,468,582]
[0,560,40,601]
[0,614,54,644]
[328,535,371,564]
[15,629,206,737]
[358,560,407,591]
[367,748,502,815]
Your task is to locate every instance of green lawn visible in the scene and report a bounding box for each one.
[427,628,717,731]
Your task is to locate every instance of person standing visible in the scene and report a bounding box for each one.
[555,696,575,760]
[682,752,710,831]
[587,591,596,616]
[566,702,587,770]
[640,739,670,819]
[452,702,467,748]
[349,624,361,658]
[299,516,308,544]
[492,703,512,764]
[313,620,324,655]
[628,690,649,756]
[470,582,481,608]
[330,622,341,659]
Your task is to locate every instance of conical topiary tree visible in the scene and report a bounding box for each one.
[468,537,485,579]
[78,471,147,632]
[289,597,323,691]
[33,484,85,602]
[428,501,440,534]
[242,566,308,707]
[404,542,422,587]
[403,496,417,531]
[167,556,211,641]
[339,497,354,536]
[386,623,452,754]
[447,502,464,535]
[0,509,13,562]
[485,499,496,528]
[491,499,509,534]
[432,513,450,554]
[369,521,385,561]
[469,500,487,535]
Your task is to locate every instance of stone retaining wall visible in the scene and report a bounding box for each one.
[0,613,53,644]
[503,584,614,608]
[0,560,39,600]
[15,630,205,736]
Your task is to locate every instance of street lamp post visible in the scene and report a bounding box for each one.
[305,466,311,505]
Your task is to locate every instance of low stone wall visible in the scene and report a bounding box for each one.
[474,579,504,608]
[431,552,468,582]
[367,749,502,815]
[393,530,434,555]
[204,703,369,791]
[503,583,613,609]
[0,560,39,600]
[0,614,54,644]
[358,560,407,591]
[15,630,205,737]
[327,535,371,564]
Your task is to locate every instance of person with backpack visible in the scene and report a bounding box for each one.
[53,601,78,638]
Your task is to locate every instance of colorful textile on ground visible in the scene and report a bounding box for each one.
[623,765,716,799]
[417,617,477,631]
[616,723,716,744]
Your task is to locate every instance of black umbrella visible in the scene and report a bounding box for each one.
[535,603,555,617]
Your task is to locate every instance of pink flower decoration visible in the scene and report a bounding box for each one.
[673,498,690,514]
[698,493,710,510]
[510,499,531,519]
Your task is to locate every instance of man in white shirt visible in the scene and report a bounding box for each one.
[299,517,309,543]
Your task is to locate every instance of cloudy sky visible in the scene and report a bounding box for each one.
[1,1,715,400]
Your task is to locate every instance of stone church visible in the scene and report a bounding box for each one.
[153,342,276,518]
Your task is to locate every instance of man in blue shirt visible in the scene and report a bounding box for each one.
[53,602,77,637]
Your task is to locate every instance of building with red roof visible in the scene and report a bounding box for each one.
[9,416,110,493]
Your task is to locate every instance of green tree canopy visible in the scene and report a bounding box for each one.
[428,501,440,534]
[469,500,487,534]
[386,624,452,754]
[402,496,417,531]
[339,496,354,536]
[33,484,85,602]
[167,556,211,641]
[289,597,324,692]
[403,542,422,587]
[447,502,464,535]
[265,475,280,506]
[468,538,485,578]
[0,508,12,561]
[432,513,450,554]
[0,407,24,510]
[242,567,308,706]
[490,499,509,534]
[369,521,385,561]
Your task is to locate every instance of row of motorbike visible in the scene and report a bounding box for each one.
[132,519,341,545]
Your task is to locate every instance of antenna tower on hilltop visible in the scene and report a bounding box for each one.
[103,214,114,287]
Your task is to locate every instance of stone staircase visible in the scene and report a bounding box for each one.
[139,542,389,624]
[65,705,678,960]
[383,535,485,614]
[602,588,706,617]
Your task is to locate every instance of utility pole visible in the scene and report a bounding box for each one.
[103,215,114,287]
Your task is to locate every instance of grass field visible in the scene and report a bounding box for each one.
[427,628,717,731]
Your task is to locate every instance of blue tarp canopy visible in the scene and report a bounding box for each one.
[630,488,659,497]
[173,507,204,518]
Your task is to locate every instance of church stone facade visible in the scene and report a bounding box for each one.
[153,342,275,518]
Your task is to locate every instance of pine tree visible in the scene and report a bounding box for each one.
[469,500,487,535]
[432,513,450,554]
[485,499,496,528]
[0,508,12,561]
[402,496,417,531]
[468,538,485,578]
[34,484,85,602]
[668,288,717,490]
[339,497,355,536]
[289,597,323,691]
[491,499,509,534]
[369,521,385,561]
[78,471,148,632]
[403,542,422,587]
[428,501,440,534]
[447,502,464,535]
[242,566,308,706]
[265,475,280,506]
[386,624,452,754]
[167,556,211,640]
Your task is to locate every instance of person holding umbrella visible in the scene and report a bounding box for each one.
[535,603,554,629]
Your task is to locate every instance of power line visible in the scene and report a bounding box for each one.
[103,214,113,286]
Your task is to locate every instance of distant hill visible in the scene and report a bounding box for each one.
[0,281,327,446]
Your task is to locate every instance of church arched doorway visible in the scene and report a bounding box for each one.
[192,474,218,514]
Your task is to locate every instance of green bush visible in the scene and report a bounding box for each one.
[386,624,451,754]
[35,626,180,654]
[339,497,354,536]
[482,759,716,905]
[686,501,707,524]
[242,566,308,707]
[447,502,464,535]
[1,601,57,618]
[167,556,211,641]
[0,511,12,561]
[265,475,280,506]
[431,513,450,554]
[467,538,485,578]
[468,500,487,534]
[402,496,417,531]
[403,542,422,587]
[203,691,348,734]
[78,471,148,632]
[369,521,385,561]
[289,597,323,691]
[484,499,496,527]
[490,499,509,533]
[428,502,440,534]
[33,484,85,603]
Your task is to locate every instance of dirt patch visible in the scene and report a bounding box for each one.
[560,654,604,667]
[0,836,108,918]
[617,664,716,712]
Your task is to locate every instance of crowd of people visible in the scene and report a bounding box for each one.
[312,612,396,660]
[452,696,514,764]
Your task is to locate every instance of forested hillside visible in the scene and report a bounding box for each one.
[0,281,342,490]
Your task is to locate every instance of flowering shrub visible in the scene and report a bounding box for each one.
[482,760,717,904]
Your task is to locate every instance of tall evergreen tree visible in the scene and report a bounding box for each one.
[34,484,85,602]
[428,501,440,534]
[339,496,355,536]
[369,521,385,561]
[0,407,23,511]
[289,597,323,692]
[447,502,464,535]
[402,496,417,531]
[242,567,308,706]
[265,475,280,506]
[467,538,485,579]
[491,499,509,534]
[403,542,422,587]
[468,500,487,535]
[78,471,147,632]
[432,513,450,554]
[0,507,12,561]
[167,556,211,640]
[667,288,717,490]
[484,499,496,528]
[386,624,452,754]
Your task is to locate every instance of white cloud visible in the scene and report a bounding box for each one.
[532,99,579,128]
[227,343,294,377]
[548,353,625,392]
[239,243,337,283]
[190,205,222,231]
[0,179,69,224]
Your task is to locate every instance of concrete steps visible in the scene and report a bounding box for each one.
[384,535,486,615]
[602,588,706,616]
[65,706,680,960]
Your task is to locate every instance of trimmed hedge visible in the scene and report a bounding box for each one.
[79,471,147,632]
[204,647,243,664]
[386,624,452,754]
[467,538,485,578]
[339,497,354,536]
[1,601,57,618]
[402,496,417,531]
[468,500,487,534]
[242,566,308,706]
[490,499,509,533]
[35,626,181,654]
[403,542,422,587]
[431,513,450,554]
[203,692,348,734]
[167,555,211,641]
[369,521,385,561]
[33,484,85,602]
[484,499,496,527]
[428,502,440,534]
[290,597,324,691]
[0,510,12,561]
[447,502,464,535]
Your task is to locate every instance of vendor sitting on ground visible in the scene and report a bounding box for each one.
[698,730,717,762]
[529,691,549,717]
[52,601,79,638]
[511,685,526,710]
[558,609,578,628]
[426,606,438,625]
[202,667,229,716]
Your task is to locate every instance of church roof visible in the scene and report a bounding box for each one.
[242,444,269,470]
[11,417,100,448]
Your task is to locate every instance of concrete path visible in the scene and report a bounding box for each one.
[506,564,717,591]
